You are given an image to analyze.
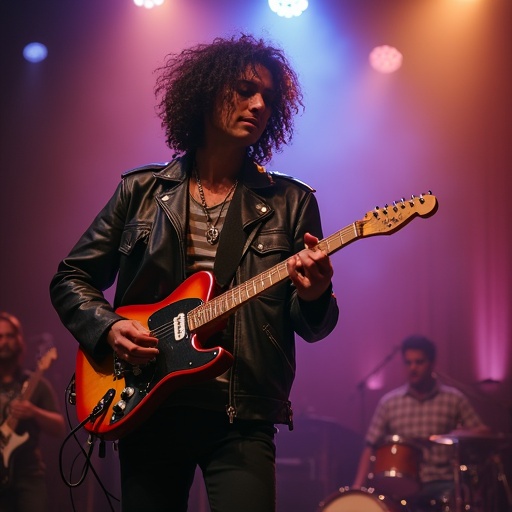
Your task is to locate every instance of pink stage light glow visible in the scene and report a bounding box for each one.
[473,267,510,382]
[369,45,403,74]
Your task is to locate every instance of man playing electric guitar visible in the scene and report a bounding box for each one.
[50,31,435,512]
[0,312,65,512]
[49,33,440,512]
[50,34,339,512]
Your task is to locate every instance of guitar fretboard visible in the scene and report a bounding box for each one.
[186,192,438,332]
[187,221,362,331]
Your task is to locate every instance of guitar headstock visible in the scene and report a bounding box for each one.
[37,347,58,371]
[360,192,438,237]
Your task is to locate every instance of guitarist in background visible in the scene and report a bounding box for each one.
[50,34,339,512]
[0,312,65,512]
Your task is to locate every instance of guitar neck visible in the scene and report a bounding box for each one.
[187,191,439,332]
[5,368,44,432]
[188,221,362,331]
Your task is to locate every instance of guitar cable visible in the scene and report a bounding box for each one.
[58,374,119,512]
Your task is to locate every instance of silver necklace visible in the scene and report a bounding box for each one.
[194,169,238,245]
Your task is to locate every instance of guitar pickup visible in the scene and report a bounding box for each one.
[173,312,186,341]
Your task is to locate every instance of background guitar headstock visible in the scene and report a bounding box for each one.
[36,347,58,372]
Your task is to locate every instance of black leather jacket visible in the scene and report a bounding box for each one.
[50,156,338,426]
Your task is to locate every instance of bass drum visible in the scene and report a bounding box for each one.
[317,488,406,512]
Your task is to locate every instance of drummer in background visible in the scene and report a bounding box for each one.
[352,335,489,511]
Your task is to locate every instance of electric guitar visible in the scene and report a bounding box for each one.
[0,347,58,489]
[75,192,438,440]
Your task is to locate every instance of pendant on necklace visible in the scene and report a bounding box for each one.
[206,226,220,245]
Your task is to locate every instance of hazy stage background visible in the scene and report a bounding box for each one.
[1,0,511,510]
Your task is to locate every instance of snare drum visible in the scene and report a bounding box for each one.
[317,488,406,512]
[370,435,422,497]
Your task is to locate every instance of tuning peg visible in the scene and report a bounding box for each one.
[383,204,389,214]
[409,194,416,206]
[392,201,398,212]
[419,193,425,204]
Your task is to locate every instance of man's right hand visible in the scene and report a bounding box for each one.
[107,319,159,365]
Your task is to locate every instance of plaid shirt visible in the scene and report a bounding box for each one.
[365,381,483,482]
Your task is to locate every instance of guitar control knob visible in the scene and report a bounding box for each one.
[121,387,135,399]
[113,400,127,414]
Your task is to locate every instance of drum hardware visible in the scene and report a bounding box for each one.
[479,451,512,512]
[429,430,512,512]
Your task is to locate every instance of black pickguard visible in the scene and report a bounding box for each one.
[109,298,222,425]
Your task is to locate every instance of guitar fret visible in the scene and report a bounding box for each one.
[191,263,288,330]
[188,194,438,332]
[190,232,350,331]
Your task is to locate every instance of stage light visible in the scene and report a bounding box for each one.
[23,42,48,63]
[369,45,403,74]
[268,0,308,18]
[133,0,164,8]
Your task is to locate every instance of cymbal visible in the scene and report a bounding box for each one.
[429,431,511,447]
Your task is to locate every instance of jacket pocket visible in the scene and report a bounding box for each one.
[249,229,291,258]
[248,230,292,300]
[118,222,151,256]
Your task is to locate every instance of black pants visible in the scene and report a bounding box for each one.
[118,406,277,512]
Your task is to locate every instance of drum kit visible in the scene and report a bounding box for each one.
[316,432,511,512]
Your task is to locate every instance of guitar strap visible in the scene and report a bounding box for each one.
[213,182,246,288]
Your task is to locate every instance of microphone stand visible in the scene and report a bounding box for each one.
[355,344,401,432]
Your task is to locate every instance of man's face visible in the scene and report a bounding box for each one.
[207,63,275,149]
[403,348,434,388]
[0,319,22,361]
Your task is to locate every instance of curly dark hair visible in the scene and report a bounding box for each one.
[154,34,304,164]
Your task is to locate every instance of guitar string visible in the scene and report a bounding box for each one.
[136,204,430,341]
[122,202,433,355]
[146,226,358,338]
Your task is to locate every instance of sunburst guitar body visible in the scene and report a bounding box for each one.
[75,192,438,440]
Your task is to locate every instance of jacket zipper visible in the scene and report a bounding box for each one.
[225,269,242,424]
